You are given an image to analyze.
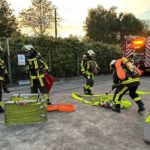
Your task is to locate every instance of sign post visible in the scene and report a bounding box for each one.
[18,54,25,66]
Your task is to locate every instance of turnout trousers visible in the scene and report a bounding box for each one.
[113,85,142,105]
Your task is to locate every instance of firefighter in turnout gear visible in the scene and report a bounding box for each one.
[23,45,52,105]
[110,57,145,113]
[0,46,9,112]
[81,50,100,95]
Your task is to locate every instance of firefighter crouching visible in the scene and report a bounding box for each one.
[0,47,9,112]
[110,57,145,113]
[81,50,100,95]
[23,45,52,105]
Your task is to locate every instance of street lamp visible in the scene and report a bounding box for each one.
[0,37,12,84]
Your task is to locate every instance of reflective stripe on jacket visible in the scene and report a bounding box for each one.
[113,67,140,87]
[26,56,49,87]
[81,55,98,75]
[26,56,48,78]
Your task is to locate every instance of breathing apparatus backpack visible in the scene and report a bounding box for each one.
[115,57,142,80]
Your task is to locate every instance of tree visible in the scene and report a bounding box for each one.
[137,20,150,37]
[84,5,119,43]
[19,0,57,36]
[120,13,144,40]
[0,0,18,37]
[84,5,145,43]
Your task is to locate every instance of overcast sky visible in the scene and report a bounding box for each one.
[7,0,150,37]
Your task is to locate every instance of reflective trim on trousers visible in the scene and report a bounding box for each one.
[114,86,128,105]
[121,78,139,84]
[133,97,141,102]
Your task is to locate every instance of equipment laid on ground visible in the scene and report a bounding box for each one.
[144,111,150,143]
[136,91,150,95]
[4,94,47,126]
[47,104,75,112]
[72,93,131,109]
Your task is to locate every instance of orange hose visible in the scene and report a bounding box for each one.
[47,104,75,112]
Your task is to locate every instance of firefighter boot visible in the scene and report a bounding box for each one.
[0,106,4,113]
[87,89,93,95]
[111,104,121,113]
[136,101,145,113]
[47,100,52,105]
[43,94,52,105]
[84,87,89,95]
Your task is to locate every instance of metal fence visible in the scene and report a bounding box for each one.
[6,45,81,84]
[0,38,119,84]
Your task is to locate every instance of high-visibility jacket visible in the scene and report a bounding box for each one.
[81,55,99,75]
[26,56,49,86]
[0,58,8,81]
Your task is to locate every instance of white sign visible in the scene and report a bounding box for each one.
[18,54,25,66]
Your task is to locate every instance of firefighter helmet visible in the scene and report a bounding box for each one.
[87,50,95,56]
[0,45,3,53]
[23,45,34,51]
[23,45,35,57]
[110,60,116,69]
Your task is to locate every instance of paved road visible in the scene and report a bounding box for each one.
[0,74,150,150]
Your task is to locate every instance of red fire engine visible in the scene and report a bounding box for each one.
[123,35,150,72]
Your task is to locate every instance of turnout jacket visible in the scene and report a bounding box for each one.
[81,54,99,75]
[113,66,140,87]
[26,55,49,79]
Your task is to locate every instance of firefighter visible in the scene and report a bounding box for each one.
[81,50,100,95]
[0,46,9,112]
[23,45,52,105]
[110,57,145,113]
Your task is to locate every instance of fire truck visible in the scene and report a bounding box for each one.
[123,35,150,72]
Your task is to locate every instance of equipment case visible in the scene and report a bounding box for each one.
[4,94,47,126]
[144,112,150,143]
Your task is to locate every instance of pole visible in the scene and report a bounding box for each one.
[6,38,12,84]
[48,49,51,69]
[54,8,57,38]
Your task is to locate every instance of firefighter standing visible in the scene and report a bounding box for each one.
[81,50,100,95]
[110,57,145,113]
[23,45,52,105]
[0,46,9,112]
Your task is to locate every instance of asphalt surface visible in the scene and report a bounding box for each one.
[0,74,150,150]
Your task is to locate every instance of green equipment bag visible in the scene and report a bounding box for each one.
[4,94,47,126]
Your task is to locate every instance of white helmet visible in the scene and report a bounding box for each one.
[110,60,116,69]
[87,50,95,56]
[23,45,34,51]
[0,45,3,52]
